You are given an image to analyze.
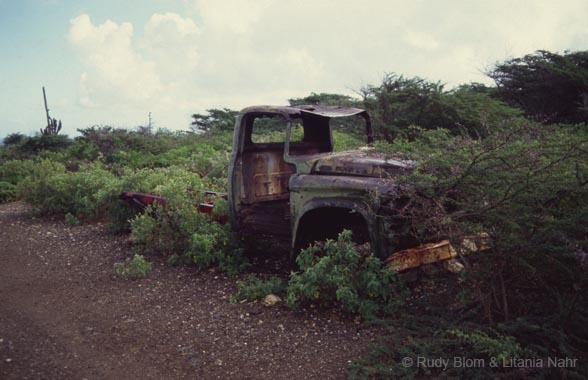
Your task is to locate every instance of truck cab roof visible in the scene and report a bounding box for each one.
[239,105,368,119]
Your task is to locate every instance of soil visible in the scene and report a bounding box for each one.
[0,202,377,380]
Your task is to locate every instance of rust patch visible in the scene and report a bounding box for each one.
[253,172,291,197]
[241,148,293,203]
[385,233,491,272]
[385,240,457,272]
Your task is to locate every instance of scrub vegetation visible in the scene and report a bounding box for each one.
[2,50,587,379]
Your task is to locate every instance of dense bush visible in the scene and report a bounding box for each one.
[0,159,36,186]
[130,191,246,276]
[3,132,26,146]
[488,50,588,124]
[349,318,539,380]
[360,74,523,140]
[14,135,72,156]
[363,122,588,378]
[286,230,406,320]
[17,160,117,218]
[379,123,588,320]
[0,181,17,203]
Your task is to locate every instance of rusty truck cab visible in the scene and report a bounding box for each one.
[228,105,372,246]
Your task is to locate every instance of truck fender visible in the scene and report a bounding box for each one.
[291,197,374,252]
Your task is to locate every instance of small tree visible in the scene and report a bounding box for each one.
[3,133,26,146]
[190,108,238,133]
[360,74,521,141]
[488,50,588,124]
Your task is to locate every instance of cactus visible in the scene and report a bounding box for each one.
[41,87,62,136]
[40,117,62,136]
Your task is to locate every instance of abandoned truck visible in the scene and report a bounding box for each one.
[123,105,476,270]
[227,105,411,258]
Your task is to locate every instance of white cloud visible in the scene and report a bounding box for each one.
[143,12,201,91]
[194,0,273,34]
[68,14,163,107]
[64,1,588,131]
[68,13,204,128]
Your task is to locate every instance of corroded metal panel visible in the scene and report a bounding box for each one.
[385,240,457,272]
[312,150,410,177]
[240,148,294,203]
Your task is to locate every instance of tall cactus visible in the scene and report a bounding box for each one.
[41,87,62,136]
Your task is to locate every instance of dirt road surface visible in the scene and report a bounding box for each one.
[0,202,375,380]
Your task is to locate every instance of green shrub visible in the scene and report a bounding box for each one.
[233,275,287,302]
[66,139,100,161]
[0,181,17,203]
[286,230,406,320]
[130,191,246,276]
[349,318,536,380]
[114,254,153,279]
[16,159,66,212]
[17,160,119,218]
[64,212,79,226]
[0,159,36,185]
[367,122,588,378]
[3,132,26,146]
[16,135,71,155]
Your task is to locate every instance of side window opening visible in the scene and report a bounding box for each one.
[247,114,301,145]
[330,114,370,152]
[288,113,332,156]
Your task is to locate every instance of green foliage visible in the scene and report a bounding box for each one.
[16,135,71,156]
[16,159,66,212]
[187,219,245,276]
[288,92,361,107]
[3,133,26,146]
[349,317,540,380]
[114,254,153,279]
[0,159,36,185]
[130,191,246,276]
[7,156,220,232]
[332,130,366,152]
[66,139,100,161]
[17,160,118,218]
[488,50,588,124]
[64,212,79,226]
[74,125,224,164]
[191,108,238,133]
[0,181,17,203]
[286,230,406,320]
[375,121,588,364]
[234,275,287,302]
[446,328,527,363]
[2,59,585,377]
[361,73,522,140]
[67,126,234,178]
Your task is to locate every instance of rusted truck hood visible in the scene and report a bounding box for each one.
[310,150,411,178]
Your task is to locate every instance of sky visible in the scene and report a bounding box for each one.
[0,0,587,138]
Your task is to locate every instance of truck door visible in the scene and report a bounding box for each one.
[230,112,294,241]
